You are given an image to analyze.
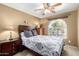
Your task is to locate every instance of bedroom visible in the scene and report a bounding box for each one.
[0,3,79,56]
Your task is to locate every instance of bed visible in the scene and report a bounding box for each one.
[18,25,64,56]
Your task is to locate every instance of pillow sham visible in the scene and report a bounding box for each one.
[24,30,33,37]
[31,29,38,36]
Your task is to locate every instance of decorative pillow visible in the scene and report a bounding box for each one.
[31,29,38,36]
[24,30,33,37]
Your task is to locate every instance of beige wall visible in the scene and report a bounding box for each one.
[41,11,78,47]
[64,11,78,46]
[0,4,40,41]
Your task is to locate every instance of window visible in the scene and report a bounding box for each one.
[48,19,67,39]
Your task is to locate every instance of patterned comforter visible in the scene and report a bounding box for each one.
[21,33,64,56]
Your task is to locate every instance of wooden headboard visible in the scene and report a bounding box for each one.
[18,25,30,39]
[18,25,29,34]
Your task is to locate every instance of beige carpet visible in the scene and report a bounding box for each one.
[14,45,79,56]
[62,45,79,56]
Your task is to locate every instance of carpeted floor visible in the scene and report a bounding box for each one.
[14,45,79,56]
[62,45,79,56]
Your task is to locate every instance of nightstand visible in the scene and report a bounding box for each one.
[0,38,22,56]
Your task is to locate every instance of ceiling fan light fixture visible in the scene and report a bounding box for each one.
[45,9,51,14]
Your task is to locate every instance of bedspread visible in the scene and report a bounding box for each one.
[21,35,64,56]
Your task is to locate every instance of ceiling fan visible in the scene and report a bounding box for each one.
[35,3,62,15]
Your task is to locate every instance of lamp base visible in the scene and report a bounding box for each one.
[9,38,13,41]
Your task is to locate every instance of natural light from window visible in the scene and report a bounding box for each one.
[48,19,67,39]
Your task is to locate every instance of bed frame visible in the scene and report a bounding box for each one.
[18,25,64,56]
[18,25,41,56]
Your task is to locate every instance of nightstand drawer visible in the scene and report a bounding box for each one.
[0,39,22,56]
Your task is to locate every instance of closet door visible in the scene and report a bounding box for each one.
[40,28,45,35]
[36,28,45,35]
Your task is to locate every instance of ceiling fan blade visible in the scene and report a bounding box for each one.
[51,3,62,7]
[51,10,56,13]
[48,8,55,13]
[47,8,55,13]
[34,9,44,11]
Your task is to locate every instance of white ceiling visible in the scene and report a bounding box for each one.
[3,3,79,18]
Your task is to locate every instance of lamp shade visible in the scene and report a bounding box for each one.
[4,25,14,31]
